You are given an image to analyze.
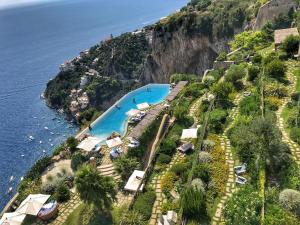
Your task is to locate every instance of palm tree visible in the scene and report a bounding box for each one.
[75,164,116,210]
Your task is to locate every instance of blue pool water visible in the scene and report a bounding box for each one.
[90,84,170,141]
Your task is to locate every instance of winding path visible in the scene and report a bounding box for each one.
[276,61,300,166]
[212,93,244,224]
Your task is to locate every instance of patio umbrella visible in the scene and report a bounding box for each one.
[106,137,123,148]
[126,109,140,117]
[77,136,101,152]
[16,194,50,216]
[0,212,26,225]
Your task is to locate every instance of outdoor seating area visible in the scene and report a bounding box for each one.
[0,194,56,224]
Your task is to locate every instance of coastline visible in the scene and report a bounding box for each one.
[0,0,189,212]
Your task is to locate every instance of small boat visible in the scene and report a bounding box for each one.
[29,136,35,141]
[50,132,54,135]
[20,177,24,181]
[33,116,37,119]
[44,127,49,130]
[9,176,14,182]
[43,150,46,153]
[39,141,43,144]
[49,139,52,142]
[7,187,13,194]
[21,154,25,157]
[50,144,53,146]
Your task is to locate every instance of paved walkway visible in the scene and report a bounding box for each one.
[212,93,244,224]
[277,61,300,165]
[148,152,185,225]
[32,193,81,225]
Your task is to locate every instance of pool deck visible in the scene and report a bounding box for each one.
[128,81,188,140]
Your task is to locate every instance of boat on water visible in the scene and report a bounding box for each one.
[28,135,35,141]
[9,176,14,182]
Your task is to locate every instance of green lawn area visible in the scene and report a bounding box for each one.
[63,203,112,225]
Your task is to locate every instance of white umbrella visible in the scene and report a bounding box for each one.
[16,194,50,216]
[126,109,140,117]
[106,137,123,148]
[136,102,149,110]
[77,136,101,152]
[0,212,26,225]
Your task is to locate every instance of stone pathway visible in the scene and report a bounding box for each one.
[212,94,243,224]
[277,62,300,165]
[189,96,203,125]
[32,193,81,225]
[148,152,185,225]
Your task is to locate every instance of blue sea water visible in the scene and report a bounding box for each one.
[90,84,170,142]
[0,0,188,211]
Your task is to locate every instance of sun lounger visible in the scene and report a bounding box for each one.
[234,163,247,175]
[236,176,247,185]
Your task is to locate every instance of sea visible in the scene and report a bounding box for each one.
[0,0,188,211]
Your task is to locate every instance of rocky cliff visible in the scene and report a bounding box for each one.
[44,0,258,123]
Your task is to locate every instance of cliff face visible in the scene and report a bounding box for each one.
[141,30,231,83]
[44,0,258,122]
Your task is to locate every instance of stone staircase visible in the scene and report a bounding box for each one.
[97,163,121,181]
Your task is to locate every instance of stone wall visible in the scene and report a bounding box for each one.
[254,0,297,30]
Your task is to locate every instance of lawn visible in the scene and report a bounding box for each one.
[63,203,112,225]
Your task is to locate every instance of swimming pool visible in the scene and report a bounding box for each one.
[88,84,170,142]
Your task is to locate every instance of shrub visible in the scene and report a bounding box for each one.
[191,178,205,193]
[133,191,156,220]
[291,92,300,102]
[290,127,300,145]
[55,182,70,202]
[225,64,246,88]
[265,82,288,98]
[161,201,180,214]
[157,153,172,165]
[180,186,206,220]
[193,163,210,183]
[25,156,52,180]
[170,162,188,176]
[248,65,260,81]
[224,185,262,225]
[209,109,228,133]
[265,96,281,111]
[71,152,86,171]
[159,138,177,156]
[66,137,78,153]
[216,52,227,61]
[239,94,260,116]
[265,204,300,225]
[265,59,286,80]
[279,189,300,216]
[41,182,56,195]
[114,156,140,181]
[280,35,300,57]
[198,151,212,163]
[161,171,176,192]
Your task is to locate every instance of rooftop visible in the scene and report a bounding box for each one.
[274,28,299,45]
